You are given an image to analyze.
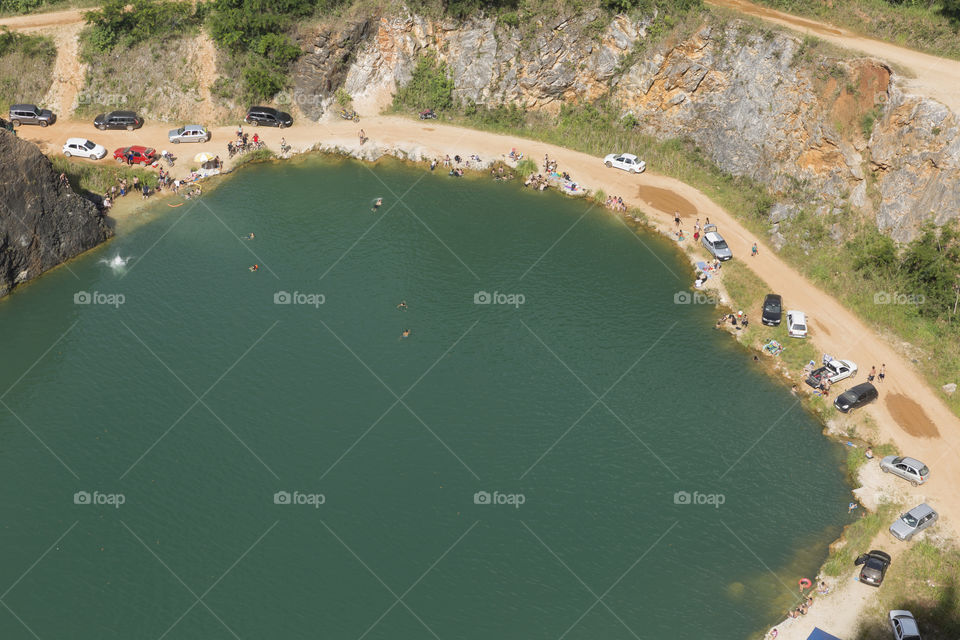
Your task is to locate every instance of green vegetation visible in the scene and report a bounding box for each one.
[821,501,900,577]
[50,156,157,195]
[752,0,960,60]
[391,53,456,111]
[0,28,56,110]
[845,441,896,478]
[231,147,276,169]
[82,0,202,53]
[206,0,331,101]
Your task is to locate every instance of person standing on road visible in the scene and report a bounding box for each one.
[879,364,886,382]
[867,366,876,382]
[674,211,681,228]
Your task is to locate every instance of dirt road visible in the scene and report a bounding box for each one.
[708,0,960,113]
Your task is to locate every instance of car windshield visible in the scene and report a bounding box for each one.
[176,127,186,134]
[901,513,919,527]
[83,140,95,149]
[865,557,884,569]
[714,240,728,250]
[765,301,780,312]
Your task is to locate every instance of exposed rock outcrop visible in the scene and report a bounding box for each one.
[0,130,112,296]
[292,12,960,242]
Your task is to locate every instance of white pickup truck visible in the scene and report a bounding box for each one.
[805,358,858,388]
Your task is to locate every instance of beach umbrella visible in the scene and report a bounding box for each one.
[194,152,215,163]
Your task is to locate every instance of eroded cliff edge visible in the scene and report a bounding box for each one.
[293,12,960,243]
[0,130,112,296]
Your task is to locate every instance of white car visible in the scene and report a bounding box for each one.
[603,153,646,173]
[889,610,922,640]
[62,138,106,160]
[786,310,807,338]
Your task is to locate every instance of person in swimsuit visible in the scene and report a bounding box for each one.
[397,301,407,311]
[372,198,383,212]
[867,365,876,382]
[879,364,886,382]
[401,329,411,338]
[249,264,259,272]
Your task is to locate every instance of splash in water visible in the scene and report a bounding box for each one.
[100,255,130,271]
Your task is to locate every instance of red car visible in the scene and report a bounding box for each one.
[113,146,157,166]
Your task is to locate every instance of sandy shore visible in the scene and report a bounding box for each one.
[13,114,959,638]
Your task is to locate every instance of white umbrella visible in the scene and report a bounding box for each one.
[194,152,215,163]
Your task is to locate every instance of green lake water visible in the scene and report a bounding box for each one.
[0,156,853,639]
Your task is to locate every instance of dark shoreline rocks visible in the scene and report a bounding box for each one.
[0,130,112,297]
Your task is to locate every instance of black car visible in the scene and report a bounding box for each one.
[94,110,143,131]
[761,294,782,326]
[9,103,56,127]
[855,550,891,587]
[834,382,878,413]
[245,106,293,128]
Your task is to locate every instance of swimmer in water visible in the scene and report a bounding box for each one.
[249,264,259,272]
[372,198,383,212]
[401,329,411,338]
[247,233,255,239]
[397,301,407,311]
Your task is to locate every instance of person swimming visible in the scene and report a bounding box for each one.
[249,264,259,272]
[372,198,383,212]
[397,301,407,311]
[247,232,255,239]
[401,329,411,338]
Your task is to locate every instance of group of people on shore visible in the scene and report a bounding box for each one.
[98,174,153,210]
[766,581,831,638]
[604,194,627,212]
[717,310,748,330]
[227,125,266,158]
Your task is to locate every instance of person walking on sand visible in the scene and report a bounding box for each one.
[674,211,681,228]
[359,129,366,144]
[867,365,876,382]
[751,242,759,257]
[879,364,886,382]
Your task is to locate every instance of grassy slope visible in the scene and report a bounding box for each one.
[0,30,56,110]
[751,0,960,60]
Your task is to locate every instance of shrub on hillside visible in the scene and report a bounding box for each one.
[83,0,200,52]
[392,54,455,111]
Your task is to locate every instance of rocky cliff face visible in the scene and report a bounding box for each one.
[292,11,960,243]
[0,130,112,296]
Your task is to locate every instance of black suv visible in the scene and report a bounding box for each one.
[245,106,293,128]
[9,103,56,127]
[834,382,878,413]
[93,110,144,131]
[761,293,782,326]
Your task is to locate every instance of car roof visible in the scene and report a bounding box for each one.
[108,110,137,117]
[65,137,92,145]
[899,457,926,468]
[619,153,637,159]
[907,503,934,517]
[11,103,40,110]
[249,106,277,113]
[897,615,921,635]
[848,381,876,395]
[787,310,806,320]
[704,232,723,242]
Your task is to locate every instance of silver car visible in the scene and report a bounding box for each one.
[168,125,210,143]
[889,610,922,640]
[890,503,938,541]
[701,224,732,261]
[880,456,930,486]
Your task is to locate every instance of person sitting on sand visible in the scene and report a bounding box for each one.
[865,447,874,459]
[817,581,829,594]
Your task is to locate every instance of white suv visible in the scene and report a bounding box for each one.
[62,138,107,160]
